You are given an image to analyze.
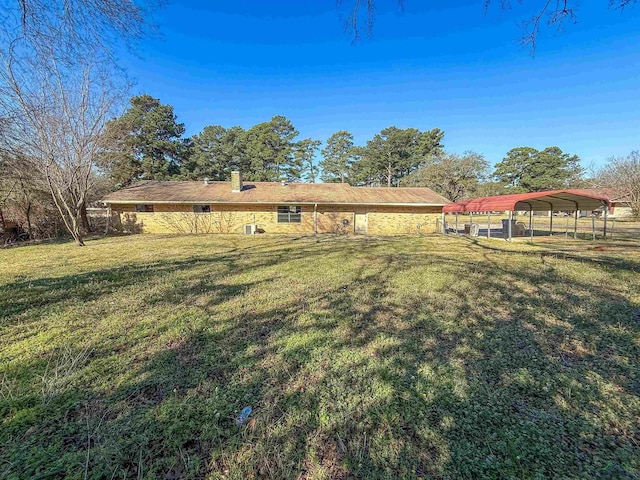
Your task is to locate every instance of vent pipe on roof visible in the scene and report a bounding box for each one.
[281,180,287,186]
[203,178,209,185]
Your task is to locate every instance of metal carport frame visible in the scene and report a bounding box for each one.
[441,190,610,241]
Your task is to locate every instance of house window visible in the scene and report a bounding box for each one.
[277,205,301,223]
[135,204,154,213]
[193,205,211,213]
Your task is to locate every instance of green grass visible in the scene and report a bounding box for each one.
[1,234,639,479]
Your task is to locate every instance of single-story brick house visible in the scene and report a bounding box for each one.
[102,172,451,235]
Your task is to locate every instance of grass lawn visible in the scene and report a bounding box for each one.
[1,234,639,479]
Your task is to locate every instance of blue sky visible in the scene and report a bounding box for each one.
[120,1,640,170]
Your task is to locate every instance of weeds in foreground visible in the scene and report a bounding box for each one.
[40,345,93,404]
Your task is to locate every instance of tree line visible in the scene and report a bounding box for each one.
[95,94,447,188]
[2,90,639,246]
[94,94,590,200]
[3,91,639,246]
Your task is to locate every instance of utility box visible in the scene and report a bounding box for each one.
[502,219,517,238]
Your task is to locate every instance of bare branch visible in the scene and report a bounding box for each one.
[339,0,381,43]
[485,0,636,54]
[4,0,160,64]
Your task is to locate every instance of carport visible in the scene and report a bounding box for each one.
[442,190,610,241]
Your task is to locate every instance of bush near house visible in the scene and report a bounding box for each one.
[0,235,639,479]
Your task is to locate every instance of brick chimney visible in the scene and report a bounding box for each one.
[231,171,243,192]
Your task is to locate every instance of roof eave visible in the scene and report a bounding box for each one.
[102,199,448,207]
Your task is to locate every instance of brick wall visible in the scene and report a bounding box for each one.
[110,203,443,235]
[367,206,442,235]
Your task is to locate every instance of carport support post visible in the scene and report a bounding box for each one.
[549,212,553,236]
[530,209,533,241]
[487,212,491,239]
[455,212,459,235]
[508,210,513,241]
[603,204,608,240]
[592,216,596,241]
[441,212,446,234]
[573,209,578,239]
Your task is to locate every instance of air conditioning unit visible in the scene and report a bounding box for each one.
[244,224,257,235]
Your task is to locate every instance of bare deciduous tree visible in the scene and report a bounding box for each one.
[597,151,640,218]
[401,151,489,201]
[0,0,157,245]
[0,50,124,245]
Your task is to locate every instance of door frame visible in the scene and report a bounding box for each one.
[354,210,368,234]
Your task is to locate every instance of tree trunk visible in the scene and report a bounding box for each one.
[25,201,33,240]
[16,179,32,239]
[81,201,92,233]
[0,208,5,233]
[71,217,85,246]
[47,182,86,247]
[387,163,392,188]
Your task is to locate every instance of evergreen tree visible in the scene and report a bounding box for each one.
[182,125,246,181]
[362,127,444,187]
[494,146,583,192]
[243,116,298,181]
[292,138,321,182]
[99,94,188,187]
[320,131,355,183]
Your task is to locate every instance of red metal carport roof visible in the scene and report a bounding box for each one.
[442,190,610,213]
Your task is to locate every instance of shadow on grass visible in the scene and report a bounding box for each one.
[0,236,380,322]
[1,236,639,479]
[461,235,640,273]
